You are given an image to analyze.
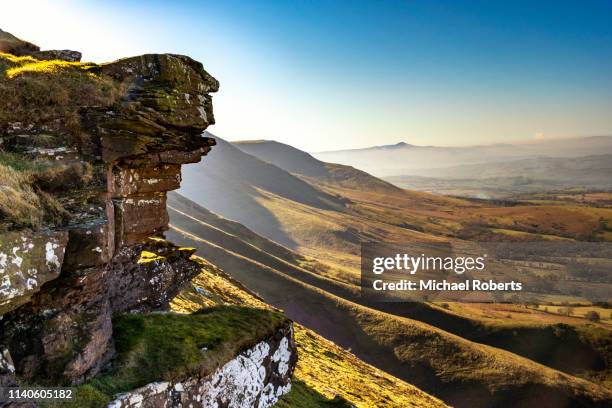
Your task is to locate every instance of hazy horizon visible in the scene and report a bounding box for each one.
[3,0,611,152]
[232,134,612,153]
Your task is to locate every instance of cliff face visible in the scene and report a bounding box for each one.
[0,30,295,406]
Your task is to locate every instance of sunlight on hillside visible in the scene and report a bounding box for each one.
[171,257,448,407]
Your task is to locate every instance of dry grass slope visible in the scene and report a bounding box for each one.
[171,257,448,408]
[166,202,612,407]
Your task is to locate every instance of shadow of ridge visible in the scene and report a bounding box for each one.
[199,136,343,211]
[177,164,299,249]
[276,379,354,407]
[165,227,611,408]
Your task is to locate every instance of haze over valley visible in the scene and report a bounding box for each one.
[311,136,612,198]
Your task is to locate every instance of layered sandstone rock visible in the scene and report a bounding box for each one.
[0,30,296,406]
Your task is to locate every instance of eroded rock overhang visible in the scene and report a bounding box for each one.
[0,33,219,383]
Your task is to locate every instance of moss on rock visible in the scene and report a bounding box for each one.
[40,306,289,407]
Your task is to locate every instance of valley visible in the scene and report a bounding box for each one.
[170,135,612,406]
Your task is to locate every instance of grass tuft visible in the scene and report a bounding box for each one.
[44,305,288,408]
[276,380,354,408]
[0,52,98,78]
[0,53,119,130]
[0,163,43,229]
[0,153,70,230]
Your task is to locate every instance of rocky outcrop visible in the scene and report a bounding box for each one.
[0,42,218,382]
[0,30,296,407]
[0,28,81,62]
[109,324,296,408]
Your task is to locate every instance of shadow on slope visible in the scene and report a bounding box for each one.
[166,193,612,408]
[168,192,612,387]
[179,134,345,248]
[234,139,401,192]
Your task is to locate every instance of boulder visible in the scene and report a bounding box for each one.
[0,231,68,314]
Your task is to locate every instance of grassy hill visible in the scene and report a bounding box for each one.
[179,135,345,248]
[168,194,612,383]
[170,256,447,408]
[167,193,612,407]
[176,137,612,404]
[234,139,400,192]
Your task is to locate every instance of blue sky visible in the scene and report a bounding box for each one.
[2,0,611,151]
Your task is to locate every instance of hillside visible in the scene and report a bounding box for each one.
[234,139,400,192]
[167,193,612,407]
[181,137,612,276]
[176,136,612,397]
[179,135,345,248]
[170,256,447,408]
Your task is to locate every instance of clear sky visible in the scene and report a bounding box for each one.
[2,0,611,151]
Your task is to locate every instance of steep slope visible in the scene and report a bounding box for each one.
[234,139,399,192]
[167,193,612,407]
[179,135,344,248]
[171,257,447,408]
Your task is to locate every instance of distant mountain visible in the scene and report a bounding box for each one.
[313,136,612,177]
[233,139,400,192]
[401,154,612,183]
[319,141,415,153]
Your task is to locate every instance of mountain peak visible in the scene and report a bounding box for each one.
[374,141,412,150]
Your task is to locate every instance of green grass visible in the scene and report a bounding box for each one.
[0,162,44,229]
[276,380,354,408]
[0,52,119,130]
[42,306,288,408]
[3,58,98,78]
[0,52,98,77]
[0,151,47,173]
